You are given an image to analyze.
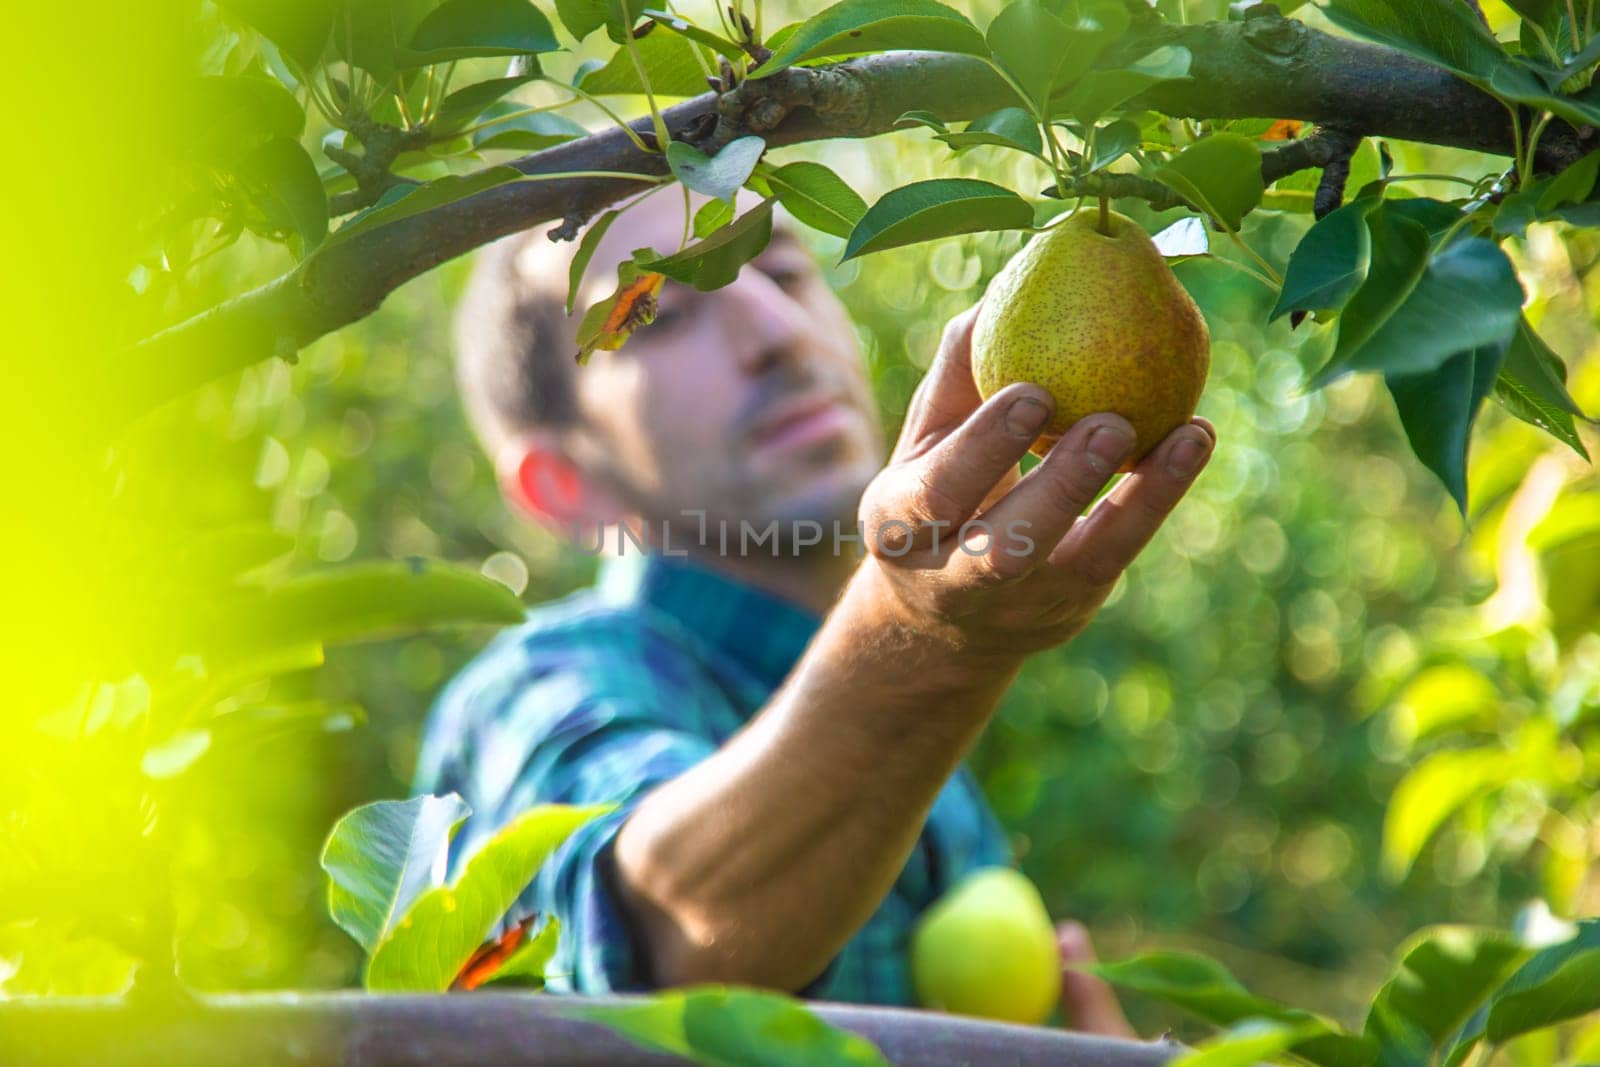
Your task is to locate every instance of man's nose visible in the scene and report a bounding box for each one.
[716,269,806,374]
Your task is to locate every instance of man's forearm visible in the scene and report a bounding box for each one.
[611,564,1021,991]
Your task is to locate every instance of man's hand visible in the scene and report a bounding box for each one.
[856,305,1215,663]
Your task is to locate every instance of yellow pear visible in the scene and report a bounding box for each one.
[972,207,1210,465]
[910,866,1061,1025]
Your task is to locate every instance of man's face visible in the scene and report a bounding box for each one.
[558,194,885,533]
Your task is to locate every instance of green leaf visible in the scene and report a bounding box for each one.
[1314,207,1429,368]
[1493,317,1591,458]
[667,136,767,204]
[433,76,536,134]
[555,0,609,40]
[176,523,295,585]
[472,106,589,152]
[1092,952,1302,1027]
[1560,31,1600,75]
[481,914,562,987]
[226,559,527,653]
[994,0,1134,117]
[161,644,328,733]
[578,28,716,95]
[1381,197,1466,240]
[1364,926,1529,1067]
[1496,156,1600,237]
[1493,189,1543,239]
[693,198,735,238]
[986,0,1077,112]
[641,199,776,291]
[1382,747,1516,879]
[576,256,664,363]
[1317,234,1522,386]
[1537,149,1600,212]
[1485,921,1600,1043]
[573,986,892,1067]
[1323,0,1512,84]
[753,0,987,78]
[1057,45,1192,126]
[1385,340,1508,514]
[933,107,1044,156]
[1089,118,1142,172]
[237,136,329,255]
[1537,527,1600,634]
[763,162,868,239]
[406,0,560,63]
[217,0,333,72]
[894,109,948,132]
[365,804,609,990]
[1153,133,1264,231]
[187,76,307,164]
[1528,491,1600,551]
[1504,0,1560,29]
[643,8,746,61]
[567,208,622,314]
[1270,198,1376,322]
[209,700,365,744]
[321,794,472,955]
[601,0,650,45]
[842,179,1033,260]
[326,167,525,249]
[140,729,213,780]
[333,0,439,80]
[1488,62,1600,131]
[1392,665,1502,741]
[1174,1020,1319,1067]
[1092,952,1373,1067]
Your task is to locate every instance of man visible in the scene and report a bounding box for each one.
[414,190,1215,1027]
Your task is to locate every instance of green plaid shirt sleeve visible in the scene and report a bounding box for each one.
[413,554,1014,1004]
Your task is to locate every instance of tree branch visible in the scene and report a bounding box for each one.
[120,10,1592,420]
[0,992,1186,1066]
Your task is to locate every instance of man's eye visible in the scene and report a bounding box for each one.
[767,267,807,293]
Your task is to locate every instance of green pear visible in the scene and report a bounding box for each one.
[910,866,1061,1025]
[972,207,1210,466]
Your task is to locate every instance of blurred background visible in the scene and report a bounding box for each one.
[4,0,1597,1037]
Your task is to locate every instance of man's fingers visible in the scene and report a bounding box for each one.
[862,383,1052,557]
[890,304,985,460]
[1048,418,1215,581]
[973,413,1138,576]
[1056,921,1136,1039]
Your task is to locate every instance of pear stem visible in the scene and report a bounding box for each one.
[1096,195,1110,235]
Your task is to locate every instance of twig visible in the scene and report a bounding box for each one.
[1038,125,1365,216]
[1043,172,1188,210]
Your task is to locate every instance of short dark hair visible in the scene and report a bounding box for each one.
[452,230,580,460]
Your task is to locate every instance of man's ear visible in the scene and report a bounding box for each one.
[500,436,625,531]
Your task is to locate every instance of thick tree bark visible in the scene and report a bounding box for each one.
[0,993,1184,1066]
[119,10,1589,418]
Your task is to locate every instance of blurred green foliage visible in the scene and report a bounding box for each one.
[5,0,1599,1041]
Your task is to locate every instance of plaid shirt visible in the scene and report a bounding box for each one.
[413,552,1012,1004]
